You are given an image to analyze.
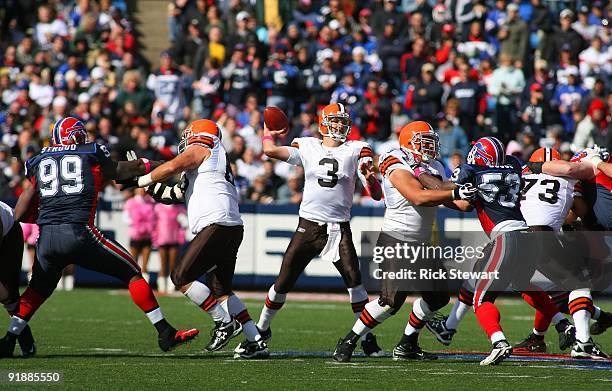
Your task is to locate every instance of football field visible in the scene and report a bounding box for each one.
[0,289,610,390]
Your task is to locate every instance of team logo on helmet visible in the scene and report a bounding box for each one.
[51,117,87,146]
[467,137,505,167]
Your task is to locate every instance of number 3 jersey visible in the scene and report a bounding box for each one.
[379,149,447,242]
[184,136,242,235]
[520,173,577,231]
[286,137,373,223]
[452,155,527,236]
[25,143,115,226]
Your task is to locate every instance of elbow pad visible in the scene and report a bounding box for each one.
[147,183,185,205]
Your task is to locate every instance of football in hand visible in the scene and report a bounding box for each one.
[263,106,289,133]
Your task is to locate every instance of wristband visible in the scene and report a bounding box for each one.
[452,187,460,201]
[141,158,152,174]
[262,135,274,143]
[137,173,154,188]
[413,166,426,177]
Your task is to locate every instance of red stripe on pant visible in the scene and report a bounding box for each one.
[235,309,252,324]
[359,308,380,329]
[473,235,504,309]
[351,299,369,314]
[200,293,217,312]
[88,225,140,270]
[265,297,284,310]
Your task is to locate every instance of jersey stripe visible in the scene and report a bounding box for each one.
[379,156,401,177]
[359,147,374,159]
[188,135,214,148]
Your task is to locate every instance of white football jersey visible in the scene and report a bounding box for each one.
[520,173,577,231]
[184,136,243,235]
[286,137,373,223]
[0,201,14,238]
[379,149,447,242]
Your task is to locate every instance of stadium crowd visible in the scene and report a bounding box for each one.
[0,0,610,207]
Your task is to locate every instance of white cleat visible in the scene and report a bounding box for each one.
[480,340,512,366]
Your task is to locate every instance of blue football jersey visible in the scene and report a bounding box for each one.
[25,143,115,225]
[451,155,526,235]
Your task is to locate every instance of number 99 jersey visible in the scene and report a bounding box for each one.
[520,173,577,231]
[25,143,115,226]
[451,155,527,236]
[286,137,373,223]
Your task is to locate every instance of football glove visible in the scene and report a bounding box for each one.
[147,182,185,205]
[453,183,477,201]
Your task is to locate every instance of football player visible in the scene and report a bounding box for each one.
[513,147,610,359]
[426,137,573,365]
[135,119,268,359]
[0,117,199,358]
[0,201,36,357]
[332,121,477,362]
[258,103,384,356]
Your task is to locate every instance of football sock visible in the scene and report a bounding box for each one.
[404,298,433,336]
[222,295,260,342]
[183,281,230,323]
[352,299,393,337]
[15,287,46,322]
[569,289,594,343]
[257,285,286,331]
[128,278,168,331]
[7,316,28,336]
[348,285,371,336]
[446,300,471,330]
[474,302,504,342]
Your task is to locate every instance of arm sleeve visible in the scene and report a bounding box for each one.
[450,164,473,185]
[285,140,303,166]
[94,144,118,180]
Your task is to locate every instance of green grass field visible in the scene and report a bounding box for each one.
[0,289,610,390]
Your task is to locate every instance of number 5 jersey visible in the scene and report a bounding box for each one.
[286,137,374,223]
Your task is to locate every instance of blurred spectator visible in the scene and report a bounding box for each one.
[437,114,469,168]
[498,3,529,65]
[277,172,303,204]
[406,63,443,123]
[552,66,587,134]
[448,63,485,136]
[123,188,156,282]
[153,203,186,293]
[488,53,525,142]
[572,99,609,151]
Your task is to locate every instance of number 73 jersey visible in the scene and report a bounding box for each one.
[520,173,576,231]
[25,143,115,226]
[287,137,373,223]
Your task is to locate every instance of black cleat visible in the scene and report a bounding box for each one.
[158,328,199,352]
[426,314,456,346]
[571,339,609,360]
[205,319,242,352]
[393,340,438,361]
[556,319,576,351]
[513,333,546,353]
[257,326,272,343]
[361,333,383,357]
[234,340,269,359]
[18,326,36,358]
[590,311,612,336]
[333,338,357,363]
[480,340,512,366]
[0,333,17,358]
